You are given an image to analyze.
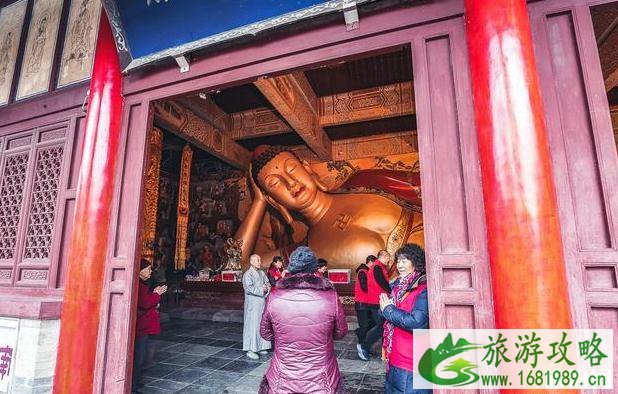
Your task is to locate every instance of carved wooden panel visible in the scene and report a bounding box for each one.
[16,0,63,100]
[254,72,332,160]
[230,107,290,139]
[58,0,102,87]
[320,82,415,126]
[0,0,27,106]
[140,127,162,261]
[23,145,64,259]
[153,100,250,169]
[0,152,29,261]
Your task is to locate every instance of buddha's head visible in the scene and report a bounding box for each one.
[251,145,328,223]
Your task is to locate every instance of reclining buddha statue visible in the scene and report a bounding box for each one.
[234,145,423,271]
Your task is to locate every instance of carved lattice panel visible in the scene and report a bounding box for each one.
[0,153,30,259]
[24,146,64,259]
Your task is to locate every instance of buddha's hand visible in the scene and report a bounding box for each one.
[248,164,266,203]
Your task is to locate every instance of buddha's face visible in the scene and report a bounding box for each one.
[257,152,319,211]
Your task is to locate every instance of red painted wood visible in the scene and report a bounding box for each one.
[529,2,618,389]
[464,0,573,335]
[52,15,124,394]
[412,18,495,335]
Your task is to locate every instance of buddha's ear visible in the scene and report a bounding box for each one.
[264,195,294,225]
[302,160,328,192]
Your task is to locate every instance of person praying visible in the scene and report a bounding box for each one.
[242,254,272,359]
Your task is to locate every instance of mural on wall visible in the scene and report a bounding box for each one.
[16,0,62,100]
[149,136,245,280]
[185,158,244,274]
[0,0,27,106]
[236,149,423,272]
[58,0,101,87]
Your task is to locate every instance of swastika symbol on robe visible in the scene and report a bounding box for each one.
[333,214,352,230]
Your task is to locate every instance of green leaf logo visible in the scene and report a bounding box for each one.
[418,333,482,386]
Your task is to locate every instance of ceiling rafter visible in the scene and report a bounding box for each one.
[153,100,251,169]
[254,72,332,160]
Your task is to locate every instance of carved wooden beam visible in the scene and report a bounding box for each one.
[229,81,414,141]
[153,100,251,169]
[319,82,414,126]
[291,130,418,163]
[177,95,231,133]
[231,107,291,139]
[254,72,332,160]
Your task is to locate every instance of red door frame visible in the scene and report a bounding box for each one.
[95,1,501,391]
[23,0,612,391]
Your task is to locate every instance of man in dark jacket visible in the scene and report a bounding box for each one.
[354,255,376,344]
[357,250,391,361]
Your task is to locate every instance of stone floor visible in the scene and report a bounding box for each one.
[138,318,386,393]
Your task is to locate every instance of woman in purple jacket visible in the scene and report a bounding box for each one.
[259,246,348,394]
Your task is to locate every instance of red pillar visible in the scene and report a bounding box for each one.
[464,0,573,330]
[53,15,123,393]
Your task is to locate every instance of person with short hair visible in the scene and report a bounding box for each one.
[354,255,376,344]
[357,249,391,360]
[242,254,272,360]
[316,258,328,278]
[132,259,167,393]
[380,244,429,394]
[259,246,348,393]
[267,255,285,286]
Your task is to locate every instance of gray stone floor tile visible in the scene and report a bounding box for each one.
[162,354,207,366]
[144,379,191,391]
[211,348,245,359]
[184,345,225,356]
[164,367,208,383]
[219,360,261,374]
[194,356,234,371]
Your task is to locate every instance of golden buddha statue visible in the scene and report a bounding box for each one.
[235,145,423,271]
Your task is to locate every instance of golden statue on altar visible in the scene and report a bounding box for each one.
[235,145,423,271]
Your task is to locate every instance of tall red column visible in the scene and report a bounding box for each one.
[53,15,123,394]
[464,0,572,330]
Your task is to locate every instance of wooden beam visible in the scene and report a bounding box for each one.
[254,72,332,160]
[176,95,232,133]
[319,82,414,126]
[292,130,418,163]
[606,66,618,92]
[228,81,414,141]
[231,107,291,139]
[153,100,251,169]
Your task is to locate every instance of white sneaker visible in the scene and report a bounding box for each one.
[258,350,268,355]
[246,351,259,360]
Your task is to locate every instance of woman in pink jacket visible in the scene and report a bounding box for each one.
[259,246,348,394]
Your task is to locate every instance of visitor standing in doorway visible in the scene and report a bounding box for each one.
[381,243,429,394]
[357,249,391,361]
[259,246,348,393]
[267,255,285,286]
[132,259,167,393]
[242,254,272,360]
[354,255,376,345]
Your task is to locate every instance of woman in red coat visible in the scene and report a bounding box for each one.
[266,255,285,286]
[132,259,167,393]
[259,246,348,393]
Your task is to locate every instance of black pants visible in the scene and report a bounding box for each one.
[361,305,384,352]
[355,302,376,344]
[132,335,149,391]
